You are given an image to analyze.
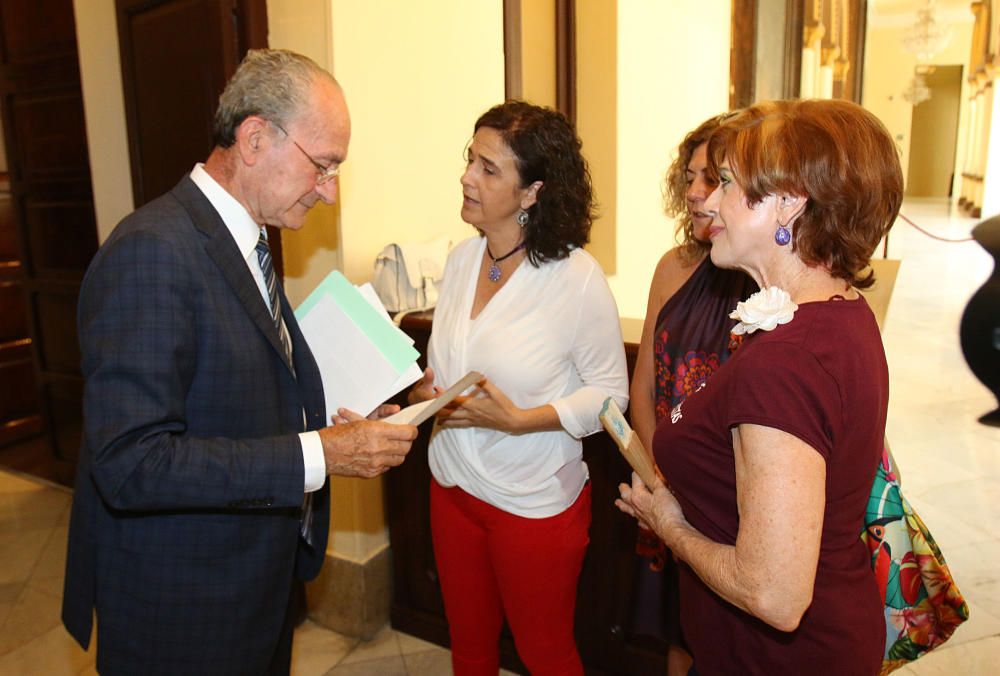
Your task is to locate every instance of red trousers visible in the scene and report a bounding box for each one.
[430,479,590,676]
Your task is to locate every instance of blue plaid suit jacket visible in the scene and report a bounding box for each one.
[62,176,329,674]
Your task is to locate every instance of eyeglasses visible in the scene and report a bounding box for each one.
[272,122,340,185]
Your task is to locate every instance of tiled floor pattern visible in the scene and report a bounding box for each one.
[0,469,519,676]
[0,198,997,674]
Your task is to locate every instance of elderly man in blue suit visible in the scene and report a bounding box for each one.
[61,49,417,675]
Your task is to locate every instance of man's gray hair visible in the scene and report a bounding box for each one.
[213,49,334,148]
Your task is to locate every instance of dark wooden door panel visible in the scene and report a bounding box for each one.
[0,0,269,477]
[43,378,83,462]
[0,0,94,466]
[0,279,28,339]
[0,194,16,259]
[116,0,275,268]
[0,352,42,447]
[24,196,98,277]
[0,358,38,418]
[0,0,78,63]
[10,91,90,180]
[0,169,40,446]
[31,289,80,374]
[117,0,240,207]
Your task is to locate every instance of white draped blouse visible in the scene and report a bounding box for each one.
[428,236,629,518]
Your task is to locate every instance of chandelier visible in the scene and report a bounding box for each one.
[902,73,932,105]
[902,0,953,62]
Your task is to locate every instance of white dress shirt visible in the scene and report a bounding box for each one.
[428,236,629,518]
[189,164,325,492]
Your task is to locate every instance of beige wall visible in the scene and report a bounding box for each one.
[520,0,557,108]
[267,0,341,309]
[608,0,732,320]
[577,0,618,276]
[863,15,973,196]
[327,0,505,289]
[74,0,734,322]
[754,0,788,101]
[73,0,134,242]
[267,0,372,565]
[906,65,964,197]
[271,0,505,563]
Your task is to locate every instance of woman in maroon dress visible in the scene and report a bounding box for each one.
[629,114,755,676]
[617,99,903,676]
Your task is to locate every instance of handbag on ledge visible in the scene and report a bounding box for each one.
[372,238,450,323]
[863,444,970,675]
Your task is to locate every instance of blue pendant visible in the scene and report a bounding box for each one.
[488,264,502,282]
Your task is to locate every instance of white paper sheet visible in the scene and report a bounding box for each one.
[298,293,418,418]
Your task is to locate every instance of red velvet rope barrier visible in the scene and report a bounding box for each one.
[896,212,975,243]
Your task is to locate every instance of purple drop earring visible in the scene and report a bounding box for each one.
[775,224,791,246]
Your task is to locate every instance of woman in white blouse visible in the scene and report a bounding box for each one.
[409,101,629,675]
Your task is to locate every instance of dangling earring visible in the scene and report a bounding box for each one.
[517,209,529,227]
[775,223,791,246]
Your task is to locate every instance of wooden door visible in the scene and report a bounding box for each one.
[0,0,268,483]
[0,0,98,480]
[115,0,280,268]
[0,175,42,447]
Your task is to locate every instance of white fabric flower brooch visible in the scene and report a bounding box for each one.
[729,287,798,335]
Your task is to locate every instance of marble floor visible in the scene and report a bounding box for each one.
[0,198,997,675]
[0,465,522,676]
[875,198,1000,675]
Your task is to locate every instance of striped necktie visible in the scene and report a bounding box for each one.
[256,230,314,545]
[255,230,293,367]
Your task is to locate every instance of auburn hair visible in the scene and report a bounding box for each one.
[707,99,903,288]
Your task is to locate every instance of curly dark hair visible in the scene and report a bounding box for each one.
[664,113,732,265]
[474,101,595,265]
[706,99,902,289]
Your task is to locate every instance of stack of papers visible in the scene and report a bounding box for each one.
[295,271,423,420]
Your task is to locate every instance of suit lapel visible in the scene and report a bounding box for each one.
[170,177,296,376]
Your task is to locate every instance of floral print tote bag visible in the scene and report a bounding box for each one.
[863,445,970,675]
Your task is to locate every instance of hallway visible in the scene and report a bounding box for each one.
[882,198,1000,674]
[0,198,998,674]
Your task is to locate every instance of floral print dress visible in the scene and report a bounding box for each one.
[651,258,756,422]
[631,255,756,639]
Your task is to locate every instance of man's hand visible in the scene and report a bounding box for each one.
[317,417,417,478]
[330,404,400,425]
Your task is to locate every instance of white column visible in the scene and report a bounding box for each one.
[801,46,817,98]
[964,95,979,204]
[973,85,987,211]
[981,82,999,217]
[819,64,835,99]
